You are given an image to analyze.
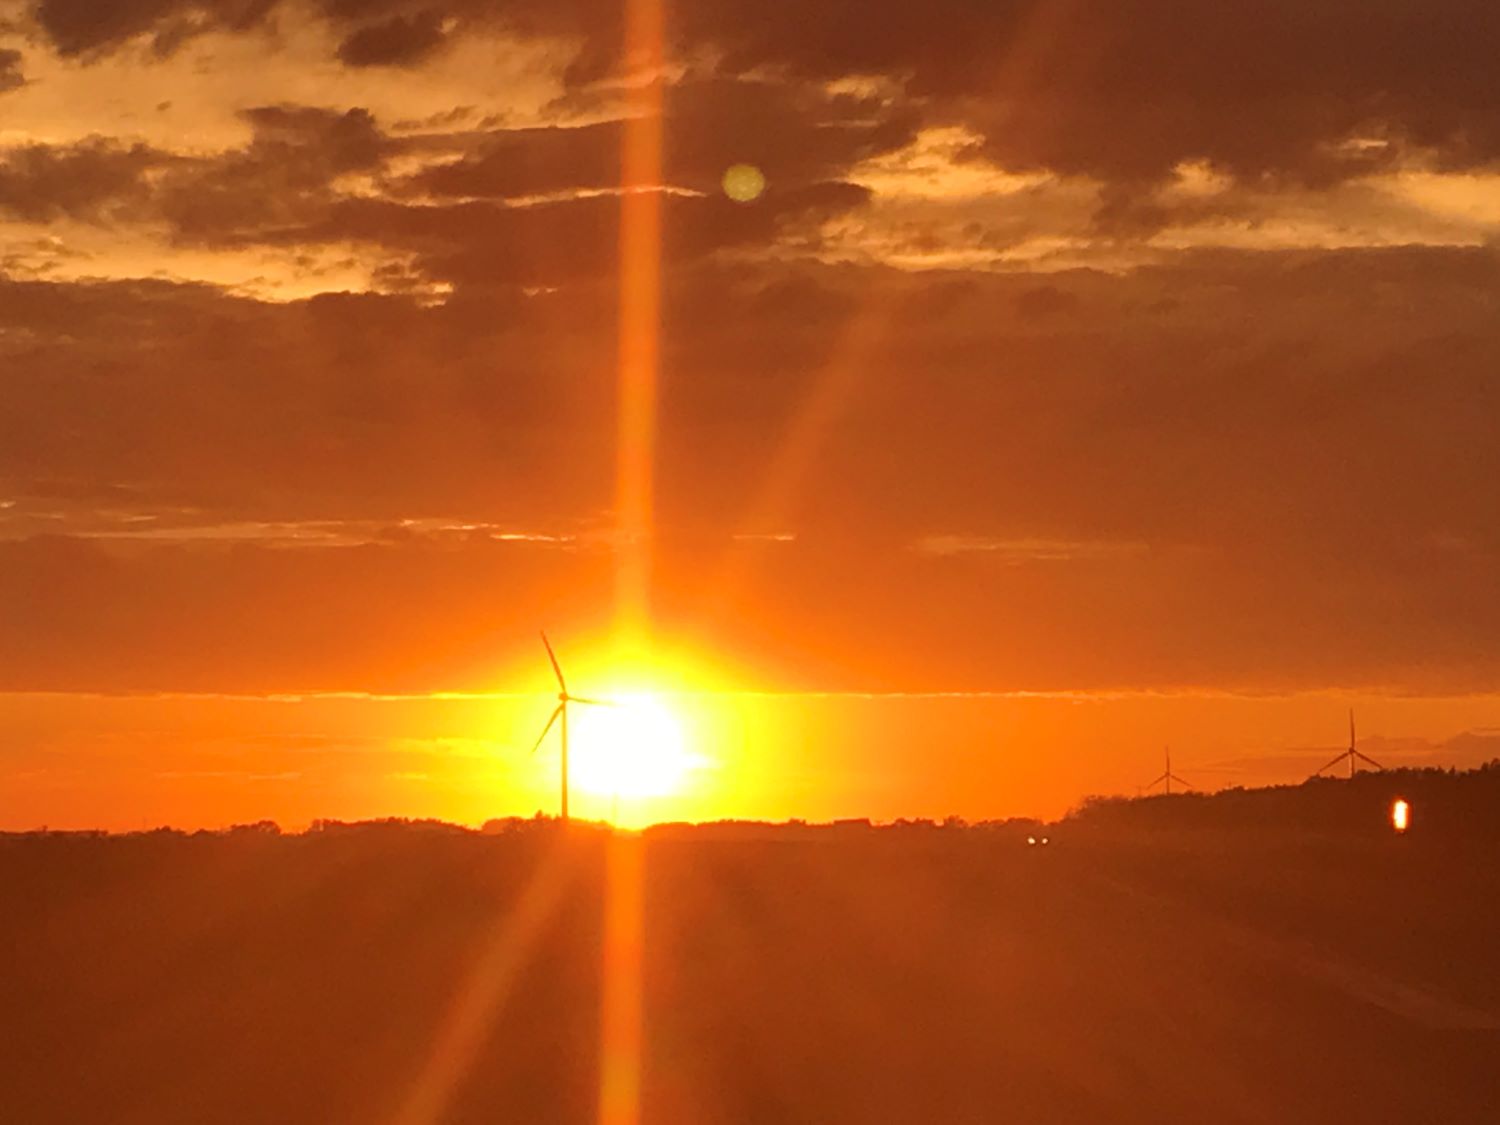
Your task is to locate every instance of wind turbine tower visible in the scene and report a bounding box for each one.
[1312,709,1383,780]
[528,632,610,822]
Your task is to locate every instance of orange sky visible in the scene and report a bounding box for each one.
[6,685,1500,831]
[3,0,1500,829]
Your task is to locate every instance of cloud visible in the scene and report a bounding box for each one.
[679,0,1500,187]
[0,139,160,222]
[0,105,385,233]
[405,77,917,200]
[0,93,875,289]
[335,10,448,68]
[159,104,389,240]
[0,47,23,93]
[29,0,278,57]
[267,178,870,288]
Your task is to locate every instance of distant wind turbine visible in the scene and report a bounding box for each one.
[1311,709,1383,780]
[529,632,611,823]
[1143,747,1192,795]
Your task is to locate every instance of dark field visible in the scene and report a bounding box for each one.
[4,796,1499,1124]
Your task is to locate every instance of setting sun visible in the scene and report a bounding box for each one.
[570,695,697,804]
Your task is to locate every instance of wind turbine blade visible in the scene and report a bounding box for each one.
[1147,773,1169,788]
[530,705,563,755]
[568,696,618,707]
[1313,751,1349,776]
[540,631,566,693]
[1353,750,1384,769]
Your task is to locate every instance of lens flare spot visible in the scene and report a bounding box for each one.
[722,163,766,203]
[1392,798,1410,833]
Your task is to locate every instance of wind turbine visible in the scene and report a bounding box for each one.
[529,632,610,823]
[1143,747,1192,795]
[1312,709,1383,780]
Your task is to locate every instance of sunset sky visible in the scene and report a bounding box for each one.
[4,0,1500,829]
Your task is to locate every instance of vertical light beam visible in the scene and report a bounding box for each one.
[598,830,646,1125]
[615,0,665,650]
[601,3,662,1124]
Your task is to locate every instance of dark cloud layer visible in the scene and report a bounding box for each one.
[24,0,1500,185]
[0,95,874,287]
[6,1,1500,698]
[4,502,1500,696]
[4,246,1500,692]
[7,247,1499,542]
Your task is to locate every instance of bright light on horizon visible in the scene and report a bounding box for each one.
[571,694,702,810]
[1392,798,1410,833]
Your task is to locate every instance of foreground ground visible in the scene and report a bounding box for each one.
[3,817,1498,1124]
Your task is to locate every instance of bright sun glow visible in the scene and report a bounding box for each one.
[571,694,695,803]
[1392,798,1410,833]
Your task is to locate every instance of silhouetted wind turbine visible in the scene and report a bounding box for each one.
[529,632,610,823]
[1312,709,1383,780]
[1143,747,1192,795]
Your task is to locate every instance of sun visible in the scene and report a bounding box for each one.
[569,694,696,803]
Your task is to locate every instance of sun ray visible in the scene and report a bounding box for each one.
[705,282,896,613]
[390,841,577,1125]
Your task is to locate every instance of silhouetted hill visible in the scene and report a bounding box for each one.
[1068,759,1500,841]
